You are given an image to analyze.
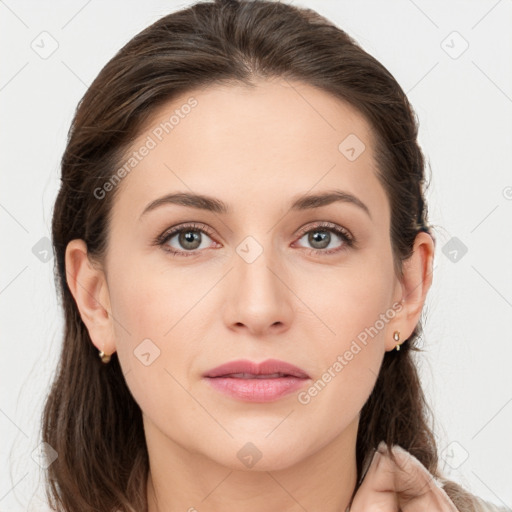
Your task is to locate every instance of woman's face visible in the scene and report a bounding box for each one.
[94,78,409,470]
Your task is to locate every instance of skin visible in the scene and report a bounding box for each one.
[350,443,458,511]
[65,77,435,512]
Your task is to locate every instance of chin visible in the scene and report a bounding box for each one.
[207,436,310,473]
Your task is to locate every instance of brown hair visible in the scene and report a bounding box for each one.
[43,0,477,510]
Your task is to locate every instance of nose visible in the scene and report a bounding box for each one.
[222,243,294,337]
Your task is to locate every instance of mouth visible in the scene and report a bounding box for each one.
[215,372,298,379]
[203,358,310,379]
[203,359,310,402]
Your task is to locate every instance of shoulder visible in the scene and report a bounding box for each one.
[469,495,511,512]
[438,477,511,512]
[393,446,511,512]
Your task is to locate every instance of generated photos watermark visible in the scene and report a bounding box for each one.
[93,97,198,200]
[297,301,403,405]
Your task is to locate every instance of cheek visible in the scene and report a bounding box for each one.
[309,293,389,403]
[294,291,389,451]
[107,268,189,402]
[110,256,206,348]
[306,252,395,347]
[298,258,393,407]
[107,257,223,420]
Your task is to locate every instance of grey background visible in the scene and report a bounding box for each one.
[1,0,511,510]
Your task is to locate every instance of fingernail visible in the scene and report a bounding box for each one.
[389,443,407,455]
[376,440,387,454]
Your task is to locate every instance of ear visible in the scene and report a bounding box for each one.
[385,231,435,352]
[64,239,116,357]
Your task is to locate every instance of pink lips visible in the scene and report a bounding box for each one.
[203,358,310,402]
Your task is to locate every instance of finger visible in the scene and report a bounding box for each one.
[349,446,399,512]
[349,443,458,512]
[387,445,458,512]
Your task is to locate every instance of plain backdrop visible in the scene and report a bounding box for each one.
[1,0,511,510]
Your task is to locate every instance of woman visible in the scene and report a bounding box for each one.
[42,0,509,510]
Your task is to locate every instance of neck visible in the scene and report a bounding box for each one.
[145,416,359,512]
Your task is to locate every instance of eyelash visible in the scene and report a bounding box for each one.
[154,221,355,258]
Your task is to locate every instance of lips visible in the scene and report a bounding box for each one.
[203,358,310,402]
[203,358,310,379]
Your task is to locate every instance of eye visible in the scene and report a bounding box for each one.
[293,222,354,255]
[154,222,217,257]
[153,221,355,258]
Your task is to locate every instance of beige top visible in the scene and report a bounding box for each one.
[463,493,510,512]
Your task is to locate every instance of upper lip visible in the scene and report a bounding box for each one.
[203,358,310,379]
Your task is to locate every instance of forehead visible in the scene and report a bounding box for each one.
[111,78,386,224]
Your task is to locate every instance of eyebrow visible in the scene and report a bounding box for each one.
[139,189,371,220]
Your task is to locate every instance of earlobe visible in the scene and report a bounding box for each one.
[64,239,116,357]
[385,231,435,351]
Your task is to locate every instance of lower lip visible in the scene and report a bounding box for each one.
[204,376,309,402]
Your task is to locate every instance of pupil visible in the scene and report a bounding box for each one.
[181,230,200,249]
[310,230,329,249]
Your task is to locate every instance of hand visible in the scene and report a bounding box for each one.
[349,442,458,511]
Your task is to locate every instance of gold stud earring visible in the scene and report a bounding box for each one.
[98,350,111,363]
[393,331,401,351]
